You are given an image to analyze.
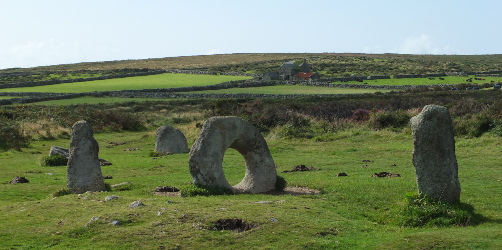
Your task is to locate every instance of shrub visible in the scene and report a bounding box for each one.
[351,109,370,122]
[0,118,30,151]
[42,155,68,166]
[368,110,411,130]
[453,113,492,138]
[400,193,479,227]
[279,116,315,139]
[489,119,502,136]
[180,184,234,197]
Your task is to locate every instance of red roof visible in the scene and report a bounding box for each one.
[295,72,315,77]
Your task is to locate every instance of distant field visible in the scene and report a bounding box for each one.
[0,73,251,93]
[184,85,391,95]
[348,76,502,86]
[30,97,178,105]
[0,96,17,100]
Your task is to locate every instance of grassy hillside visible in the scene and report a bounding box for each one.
[1,53,501,249]
[2,53,501,77]
[1,123,501,249]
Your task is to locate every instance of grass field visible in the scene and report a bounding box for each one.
[184,85,391,95]
[1,53,502,249]
[0,96,18,100]
[0,73,251,93]
[347,76,502,86]
[1,126,501,249]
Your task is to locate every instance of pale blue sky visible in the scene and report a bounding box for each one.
[1,0,500,69]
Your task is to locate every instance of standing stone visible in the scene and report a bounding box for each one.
[189,116,277,194]
[154,125,189,154]
[410,105,461,203]
[67,121,105,194]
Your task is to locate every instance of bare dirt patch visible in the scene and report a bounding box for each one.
[211,218,257,232]
[267,186,321,195]
[153,186,181,197]
[371,172,401,178]
[281,165,321,173]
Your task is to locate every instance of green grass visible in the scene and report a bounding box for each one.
[1,128,501,249]
[356,76,502,86]
[185,85,391,94]
[0,73,251,93]
[0,96,18,100]
[29,97,180,105]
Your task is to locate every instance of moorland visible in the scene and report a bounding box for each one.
[0,53,501,249]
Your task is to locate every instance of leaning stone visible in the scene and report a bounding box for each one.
[410,105,461,203]
[154,125,189,154]
[49,146,69,158]
[67,121,106,194]
[189,116,277,194]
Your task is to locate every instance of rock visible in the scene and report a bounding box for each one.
[67,121,106,194]
[49,146,69,158]
[99,159,113,166]
[154,125,189,154]
[129,200,145,208]
[84,216,99,227]
[110,220,121,226]
[104,195,121,202]
[189,116,277,194]
[9,176,29,184]
[411,105,461,203]
[111,182,132,188]
[371,172,400,178]
[337,172,348,177]
[50,145,111,166]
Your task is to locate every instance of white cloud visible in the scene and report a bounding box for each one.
[396,34,455,55]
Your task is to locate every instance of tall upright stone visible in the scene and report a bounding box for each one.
[410,105,461,203]
[67,121,105,194]
[154,125,189,154]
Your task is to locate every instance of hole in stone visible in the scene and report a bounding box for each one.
[222,148,246,186]
[210,218,257,232]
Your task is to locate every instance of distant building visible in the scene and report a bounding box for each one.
[263,59,319,81]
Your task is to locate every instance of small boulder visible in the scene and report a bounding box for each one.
[9,176,29,184]
[129,200,145,208]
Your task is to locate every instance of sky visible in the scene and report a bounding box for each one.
[1,0,501,70]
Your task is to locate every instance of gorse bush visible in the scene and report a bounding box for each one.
[42,155,67,166]
[368,110,411,130]
[0,118,30,151]
[279,116,315,139]
[453,113,492,138]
